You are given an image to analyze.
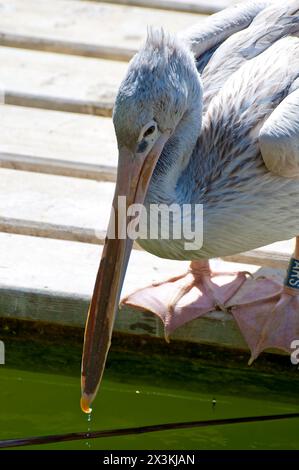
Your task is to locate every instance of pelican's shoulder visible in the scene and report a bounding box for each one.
[203,36,299,130]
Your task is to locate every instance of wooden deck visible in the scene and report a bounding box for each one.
[0,0,293,357]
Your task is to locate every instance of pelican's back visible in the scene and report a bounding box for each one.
[201,0,299,108]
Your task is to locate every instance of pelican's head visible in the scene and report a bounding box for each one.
[113,28,202,162]
[81,30,202,413]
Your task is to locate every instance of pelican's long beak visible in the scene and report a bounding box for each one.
[81,131,170,413]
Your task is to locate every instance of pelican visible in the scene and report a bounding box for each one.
[81,0,299,412]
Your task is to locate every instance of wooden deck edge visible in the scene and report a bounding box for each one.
[0,33,135,62]
[0,233,288,358]
[0,215,290,268]
[0,216,106,245]
[0,284,249,348]
[4,92,113,117]
[0,283,275,357]
[0,152,117,182]
[223,250,290,270]
[92,0,226,15]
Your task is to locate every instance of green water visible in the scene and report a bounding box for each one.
[1,327,299,450]
[1,367,299,450]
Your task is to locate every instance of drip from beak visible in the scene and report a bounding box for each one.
[80,131,170,412]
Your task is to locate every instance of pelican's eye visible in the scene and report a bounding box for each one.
[143,125,156,138]
[140,120,157,141]
[136,120,158,154]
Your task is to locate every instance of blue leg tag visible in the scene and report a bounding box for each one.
[284,257,299,291]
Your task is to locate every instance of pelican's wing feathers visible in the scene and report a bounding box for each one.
[259,84,299,178]
[179,0,272,62]
[201,0,299,107]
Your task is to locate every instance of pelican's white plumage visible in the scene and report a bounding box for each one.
[81,0,299,411]
[128,1,299,260]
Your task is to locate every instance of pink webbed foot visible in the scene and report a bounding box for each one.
[122,260,247,340]
[230,277,299,365]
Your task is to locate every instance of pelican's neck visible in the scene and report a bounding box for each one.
[146,104,202,205]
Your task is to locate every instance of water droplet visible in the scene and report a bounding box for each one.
[85,412,92,449]
[136,390,140,394]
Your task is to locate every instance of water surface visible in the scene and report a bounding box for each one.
[1,366,299,450]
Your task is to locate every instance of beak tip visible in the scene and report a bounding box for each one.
[80,394,93,414]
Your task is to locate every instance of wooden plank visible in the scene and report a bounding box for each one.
[95,0,234,15]
[0,47,127,116]
[0,168,114,244]
[223,242,294,270]
[0,0,205,61]
[0,231,268,351]
[0,232,288,354]
[0,105,117,181]
[0,168,294,267]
